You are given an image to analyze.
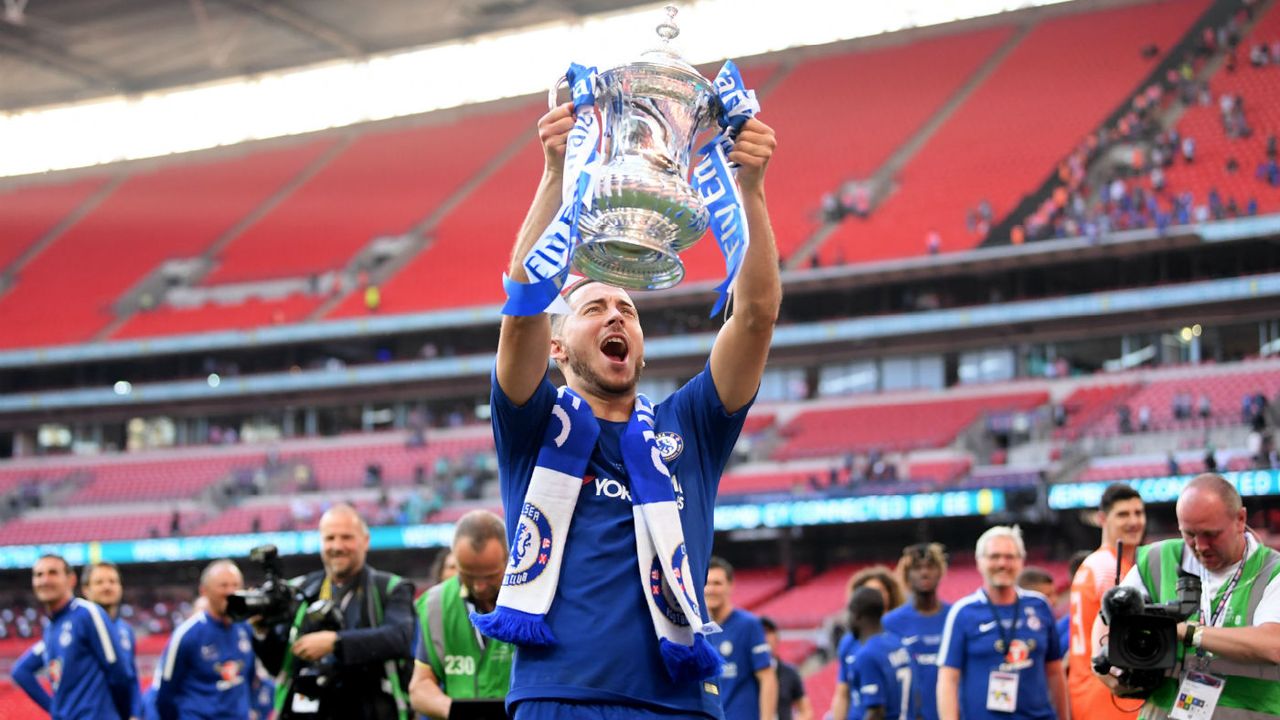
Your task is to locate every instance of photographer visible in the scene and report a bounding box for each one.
[254,504,416,720]
[1092,474,1280,719]
[409,510,513,719]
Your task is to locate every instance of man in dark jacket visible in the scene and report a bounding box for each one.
[254,504,415,720]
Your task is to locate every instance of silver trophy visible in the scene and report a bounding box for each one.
[553,6,718,290]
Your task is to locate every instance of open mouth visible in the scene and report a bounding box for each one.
[600,335,629,364]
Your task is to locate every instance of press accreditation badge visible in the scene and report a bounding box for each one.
[987,670,1019,713]
[1168,671,1225,720]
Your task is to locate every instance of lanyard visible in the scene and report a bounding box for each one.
[981,590,1020,655]
[1200,556,1245,628]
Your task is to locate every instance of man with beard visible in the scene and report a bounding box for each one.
[937,526,1066,720]
[884,543,951,720]
[1093,474,1280,718]
[1069,483,1145,720]
[254,504,416,719]
[410,510,513,718]
[476,100,780,720]
[18,555,136,720]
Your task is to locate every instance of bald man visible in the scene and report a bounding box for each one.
[253,504,416,720]
[1093,474,1280,719]
[155,560,255,720]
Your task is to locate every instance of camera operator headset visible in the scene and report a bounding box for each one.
[253,504,416,720]
[1091,474,1280,720]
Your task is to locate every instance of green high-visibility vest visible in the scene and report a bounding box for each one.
[1135,537,1280,720]
[414,576,513,700]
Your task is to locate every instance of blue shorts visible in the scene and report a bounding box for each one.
[512,700,712,719]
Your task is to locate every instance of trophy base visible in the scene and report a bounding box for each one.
[574,208,686,290]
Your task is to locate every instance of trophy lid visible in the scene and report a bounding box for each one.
[622,5,707,82]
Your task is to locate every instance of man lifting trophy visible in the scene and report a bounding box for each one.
[481,4,783,717]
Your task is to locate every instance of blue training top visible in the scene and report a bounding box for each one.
[154,611,256,720]
[41,598,135,720]
[883,601,951,720]
[491,364,749,718]
[835,631,862,720]
[938,588,1061,720]
[852,631,914,720]
[715,608,773,720]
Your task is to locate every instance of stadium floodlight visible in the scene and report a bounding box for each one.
[0,0,1072,178]
[112,380,132,395]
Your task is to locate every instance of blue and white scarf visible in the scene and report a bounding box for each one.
[470,387,721,682]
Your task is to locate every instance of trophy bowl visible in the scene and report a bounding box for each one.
[556,8,720,291]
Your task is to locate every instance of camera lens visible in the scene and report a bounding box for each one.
[1128,627,1163,663]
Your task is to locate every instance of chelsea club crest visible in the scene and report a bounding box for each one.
[655,432,683,462]
[505,502,553,586]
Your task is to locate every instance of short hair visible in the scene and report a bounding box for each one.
[708,556,734,584]
[1017,566,1054,590]
[453,510,506,554]
[320,503,370,536]
[846,565,905,610]
[199,559,242,588]
[1067,549,1091,580]
[549,278,601,339]
[848,585,886,622]
[83,561,120,587]
[1185,473,1242,514]
[1100,483,1142,514]
[36,554,72,576]
[896,542,948,582]
[976,525,1026,559]
[759,616,778,634]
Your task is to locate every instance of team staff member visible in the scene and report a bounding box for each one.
[154,560,255,720]
[760,616,811,720]
[254,504,416,720]
[410,510,514,719]
[938,526,1067,720]
[22,554,136,720]
[706,557,778,720]
[1069,483,1145,720]
[884,542,951,720]
[1093,474,1280,719]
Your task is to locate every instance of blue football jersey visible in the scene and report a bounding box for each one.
[883,602,951,720]
[715,609,773,720]
[41,598,135,720]
[154,611,256,720]
[491,364,750,718]
[852,631,914,720]
[836,631,862,720]
[938,589,1061,720]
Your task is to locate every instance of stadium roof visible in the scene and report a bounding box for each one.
[0,0,652,111]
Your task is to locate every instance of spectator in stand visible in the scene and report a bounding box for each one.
[1182,135,1196,163]
[1138,405,1151,432]
[761,616,812,720]
[885,542,951,720]
[1198,392,1212,419]
[937,526,1067,720]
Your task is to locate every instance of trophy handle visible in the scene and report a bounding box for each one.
[548,74,569,110]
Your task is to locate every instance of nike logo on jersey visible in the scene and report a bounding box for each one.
[979,621,999,633]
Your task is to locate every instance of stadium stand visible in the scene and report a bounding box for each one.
[1051,382,1141,440]
[0,140,336,350]
[111,293,321,339]
[0,176,109,272]
[819,0,1208,264]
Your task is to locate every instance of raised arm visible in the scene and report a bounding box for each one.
[496,103,574,407]
[708,118,781,414]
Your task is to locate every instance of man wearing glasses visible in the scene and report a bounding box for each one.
[937,526,1067,720]
[410,510,514,719]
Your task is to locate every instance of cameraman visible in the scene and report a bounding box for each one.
[254,504,416,720]
[1092,474,1280,719]
[409,510,513,719]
